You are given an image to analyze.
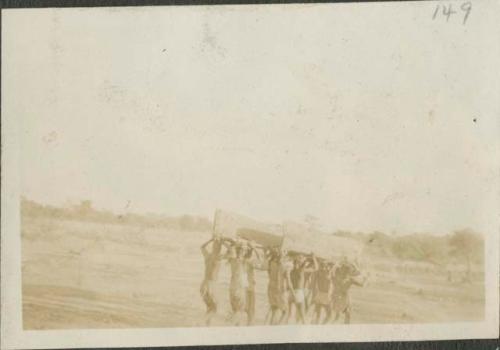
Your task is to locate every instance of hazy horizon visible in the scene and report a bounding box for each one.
[19,194,484,237]
[6,5,499,235]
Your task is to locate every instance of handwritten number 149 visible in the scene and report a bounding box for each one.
[433,2,472,24]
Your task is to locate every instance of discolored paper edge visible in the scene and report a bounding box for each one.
[1,2,499,349]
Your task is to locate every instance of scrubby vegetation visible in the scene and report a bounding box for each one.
[22,197,483,273]
[333,228,484,275]
[21,197,212,231]
[21,200,485,328]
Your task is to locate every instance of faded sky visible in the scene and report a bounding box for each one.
[4,3,500,234]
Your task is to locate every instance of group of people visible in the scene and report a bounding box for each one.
[200,236,367,326]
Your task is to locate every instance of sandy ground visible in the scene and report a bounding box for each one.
[21,216,484,330]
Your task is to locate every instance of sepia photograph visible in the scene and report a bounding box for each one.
[1,1,499,349]
[19,204,485,329]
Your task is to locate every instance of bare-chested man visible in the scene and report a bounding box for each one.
[225,241,249,326]
[312,261,335,324]
[287,253,318,324]
[330,260,367,324]
[200,236,228,325]
[244,241,262,326]
[266,248,291,325]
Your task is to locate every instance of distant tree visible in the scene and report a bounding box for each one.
[332,230,352,238]
[449,229,483,282]
[416,235,445,265]
[388,233,448,264]
[76,200,93,217]
[391,237,419,261]
[369,231,391,248]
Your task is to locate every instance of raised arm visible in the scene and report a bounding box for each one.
[264,247,274,261]
[329,264,336,279]
[220,239,236,261]
[312,254,319,271]
[252,244,262,261]
[350,274,368,287]
[200,238,214,257]
[304,253,319,273]
[252,245,269,270]
[221,237,233,249]
[284,267,293,292]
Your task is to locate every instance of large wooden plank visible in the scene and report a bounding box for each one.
[282,221,363,260]
[212,209,283,247]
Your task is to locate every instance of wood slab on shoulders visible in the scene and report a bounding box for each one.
[212,209,283,247]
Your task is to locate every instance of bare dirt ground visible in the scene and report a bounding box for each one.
[21,216,484,330]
